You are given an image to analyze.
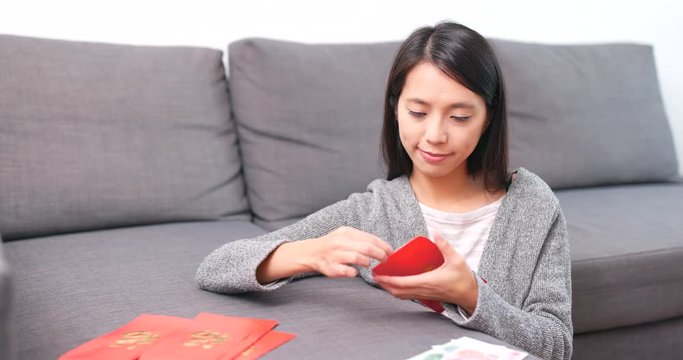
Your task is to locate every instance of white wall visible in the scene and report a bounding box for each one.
[2,0,682,174]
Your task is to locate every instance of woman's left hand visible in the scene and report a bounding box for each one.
[373,233,479,315]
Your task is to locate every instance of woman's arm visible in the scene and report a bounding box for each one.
[255,240,313,284]
[255,226,392,284]
[196,191,392,294]
[443,208,573,360]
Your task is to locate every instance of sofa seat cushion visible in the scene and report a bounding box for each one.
[573,316,683,360]
[4,221,528,360]
[0,35,249,241]
[557,183,683,333]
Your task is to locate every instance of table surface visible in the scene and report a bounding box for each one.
[226,276,542,359]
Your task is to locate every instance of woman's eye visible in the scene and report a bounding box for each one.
[408,110,426,118]
[451,115,471,122]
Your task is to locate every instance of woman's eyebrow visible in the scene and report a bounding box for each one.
[449,102,475,110]
[406,98,475,109]
[406,98,430,106]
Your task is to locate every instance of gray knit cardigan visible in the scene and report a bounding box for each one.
[196,167,573,360]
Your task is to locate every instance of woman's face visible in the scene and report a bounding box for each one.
[396,61,489,181]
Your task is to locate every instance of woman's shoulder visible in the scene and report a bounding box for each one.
[366,175,410,193]
[328,176,412,209]
[351,175,415,209]
[508,167,560,208]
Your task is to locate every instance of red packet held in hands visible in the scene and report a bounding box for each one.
[140,312,277,360]
[235,331,296,360]
[58,314,191,360]
[372,236,446,313]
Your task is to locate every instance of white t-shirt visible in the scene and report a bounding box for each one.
[418,195,505,273]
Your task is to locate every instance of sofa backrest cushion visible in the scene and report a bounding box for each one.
[229,38,679,230]
[229,39,398,230]
[491,40,678,189]
[0,35,249,240]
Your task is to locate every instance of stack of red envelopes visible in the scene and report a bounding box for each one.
[59,313,295,360]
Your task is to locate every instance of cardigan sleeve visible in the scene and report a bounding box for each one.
[442,208,573,360]
[195,190,372,294]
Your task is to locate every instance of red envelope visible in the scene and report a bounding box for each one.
[196,313,278,360]
[372,236,446,313]
[58,314,191,360]
[233,331,296,360]
[139,312,277,360]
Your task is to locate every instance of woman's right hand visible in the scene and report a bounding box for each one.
[305,226,394,278]
[256,226,393,284]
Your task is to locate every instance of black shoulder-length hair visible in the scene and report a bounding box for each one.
[381,21,509,192]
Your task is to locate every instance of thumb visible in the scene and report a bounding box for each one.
[433,232,461,261]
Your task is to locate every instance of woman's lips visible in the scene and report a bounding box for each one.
[419,149,450,164]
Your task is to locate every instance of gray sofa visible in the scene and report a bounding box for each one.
[1,33,681,360]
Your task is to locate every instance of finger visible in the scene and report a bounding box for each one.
[326,263,358,278]
[373,275,390,283]
[369,236,394,258]
[376,283,417,300]
[368,243,391,263]
[372,275,396,289]
[433,232,460,261]
[344,228,393,260]
[336,250,371,268]
[374,274,424,289]
[372,279,400,295]
[342,239,389,263]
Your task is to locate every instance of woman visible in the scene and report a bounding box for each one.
[196,21,572,360]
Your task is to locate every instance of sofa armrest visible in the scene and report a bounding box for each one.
[0,237,13,360]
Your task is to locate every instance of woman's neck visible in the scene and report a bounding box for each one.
[409,169,504,213]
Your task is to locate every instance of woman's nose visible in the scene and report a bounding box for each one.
[425,117,447,144]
